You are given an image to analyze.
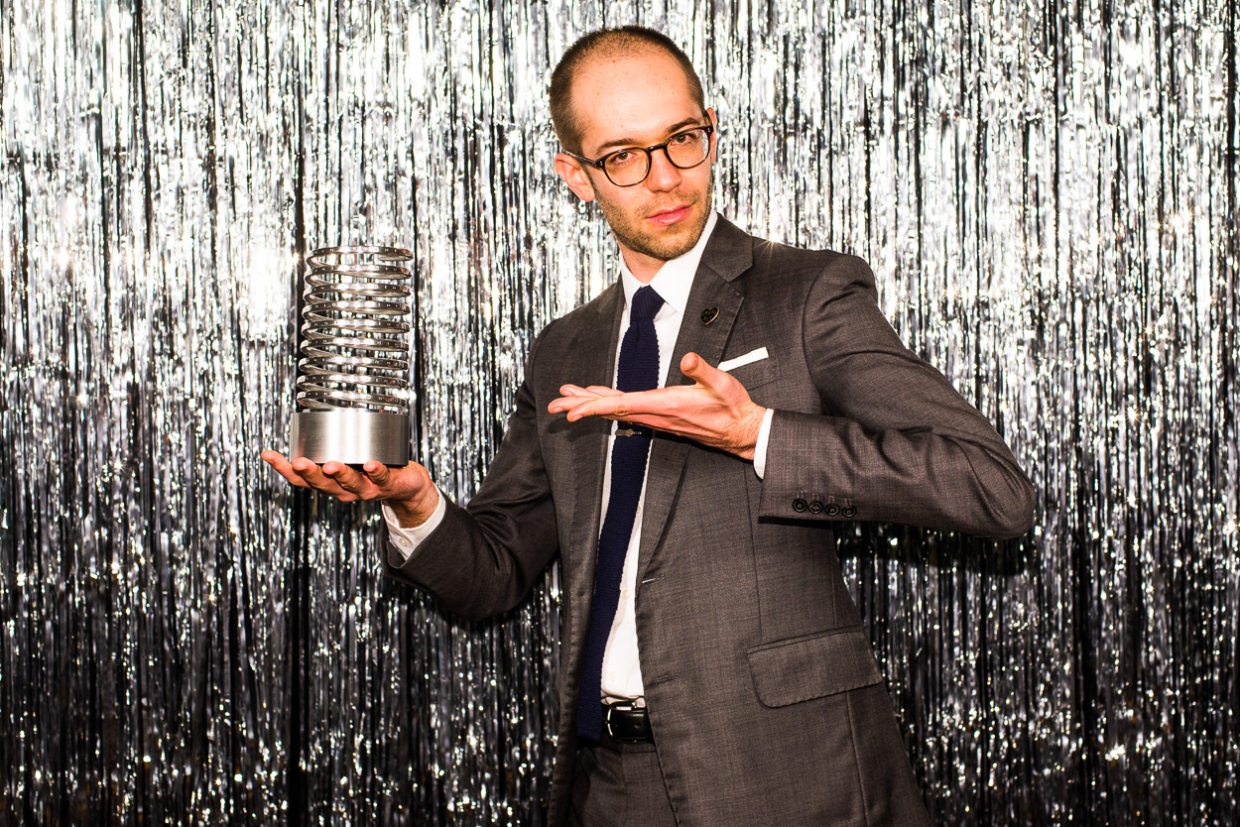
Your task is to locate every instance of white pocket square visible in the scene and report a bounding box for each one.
[717,347,769,372]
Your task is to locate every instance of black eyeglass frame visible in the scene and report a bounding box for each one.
[566,123,716,187]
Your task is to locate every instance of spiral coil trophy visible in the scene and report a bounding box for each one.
[290,245,414,466]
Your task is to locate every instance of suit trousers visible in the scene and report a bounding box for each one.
[569,740,677,827]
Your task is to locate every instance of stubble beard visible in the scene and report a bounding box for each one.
[595,176,714,263]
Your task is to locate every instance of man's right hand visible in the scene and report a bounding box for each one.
[260,450,440,528]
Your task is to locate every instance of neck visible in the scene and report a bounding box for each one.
[619,248,666,283]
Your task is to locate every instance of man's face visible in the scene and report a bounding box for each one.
[555,48,717,279]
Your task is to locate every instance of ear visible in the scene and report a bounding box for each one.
[555,153,597,203]
[706,107,719,163]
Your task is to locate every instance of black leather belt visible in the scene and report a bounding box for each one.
[602,702,653,744]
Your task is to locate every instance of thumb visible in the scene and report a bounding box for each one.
[365,461,430,501]
[680,351,727,388]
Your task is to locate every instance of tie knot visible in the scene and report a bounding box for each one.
[630,285,663,323]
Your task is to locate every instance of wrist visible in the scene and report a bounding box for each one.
[735,404,766,461]
[387,486,440,528]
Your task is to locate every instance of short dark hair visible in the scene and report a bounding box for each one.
[549,26,705,155]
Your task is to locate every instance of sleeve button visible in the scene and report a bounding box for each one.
[841,506,857,518]
[792,498,808,512]
[808,500,824,514]
[824,503,840,516]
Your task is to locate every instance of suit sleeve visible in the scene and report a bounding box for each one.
[382,336,560,621]
[759,255,1035,539]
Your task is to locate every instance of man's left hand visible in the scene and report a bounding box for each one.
[547,352,766,460]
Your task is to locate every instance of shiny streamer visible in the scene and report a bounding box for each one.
[1,1,1236,824]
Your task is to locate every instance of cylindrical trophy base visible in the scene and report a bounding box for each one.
[291,409,410,466]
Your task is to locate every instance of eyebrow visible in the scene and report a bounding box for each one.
[591,117,706,155]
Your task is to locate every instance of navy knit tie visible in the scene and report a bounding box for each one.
[576,285,663,740]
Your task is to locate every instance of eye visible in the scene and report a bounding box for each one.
[606,150,639,168]
[672,128,703,145]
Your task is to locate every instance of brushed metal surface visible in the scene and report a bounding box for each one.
[291,409,410,466]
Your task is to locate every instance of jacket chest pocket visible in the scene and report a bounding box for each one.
[718,345,781,390]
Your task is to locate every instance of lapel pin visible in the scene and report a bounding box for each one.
[700,306,719,325]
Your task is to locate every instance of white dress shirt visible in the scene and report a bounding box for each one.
[384,211,776,702]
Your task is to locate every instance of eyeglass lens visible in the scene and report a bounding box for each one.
[604,128,711,186]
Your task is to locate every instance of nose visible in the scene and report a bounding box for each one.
[644,146,683,191]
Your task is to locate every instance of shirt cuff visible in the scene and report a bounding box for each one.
[382,488,447,561]
[752,408,775,479]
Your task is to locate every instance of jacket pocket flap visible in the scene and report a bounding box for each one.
[747,627,883,708]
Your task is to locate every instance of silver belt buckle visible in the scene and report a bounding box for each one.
[604,700,640,739]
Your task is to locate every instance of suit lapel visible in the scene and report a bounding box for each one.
[564,284,624,601]
[636,218,754,582]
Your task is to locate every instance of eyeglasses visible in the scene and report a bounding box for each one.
[567,124,715,187]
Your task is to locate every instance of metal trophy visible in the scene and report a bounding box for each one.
[290,245,414,466]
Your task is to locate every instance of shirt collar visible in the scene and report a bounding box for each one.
[618,211,719,316]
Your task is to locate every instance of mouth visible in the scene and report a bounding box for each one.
[647,204,692,227]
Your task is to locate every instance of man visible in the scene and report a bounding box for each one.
[263,26,1034,826]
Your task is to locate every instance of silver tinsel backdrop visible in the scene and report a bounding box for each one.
[2,0,1236,823]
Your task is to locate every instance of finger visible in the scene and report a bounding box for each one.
[550,384,625,414]
[262,449,295,471]
[322,461,369,495]
[359,461,413,499]
[367,462,436,509]
[362,460,391,487]
[262,450,311,488]
[566,404,688,437]
[550,394,610,414]
[554,384,622,403]
[563,388,666,421]
[290,457,349,496]
[562,395,624,421]
[552,387,596,413]
[560,395,605,421]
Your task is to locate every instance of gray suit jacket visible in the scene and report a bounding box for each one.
[385,216,1035,825]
